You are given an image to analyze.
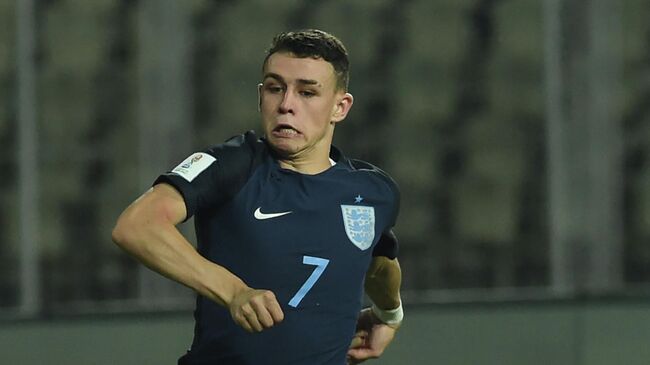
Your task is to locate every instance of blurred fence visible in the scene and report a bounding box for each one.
[1,0,649,318]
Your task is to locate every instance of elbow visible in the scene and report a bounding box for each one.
[111,187,182,253]
[111,211,141,251]
[111,221,127,248]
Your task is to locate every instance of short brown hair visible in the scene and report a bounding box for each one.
[263,29,350,91]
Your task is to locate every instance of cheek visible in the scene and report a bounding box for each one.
[306,101,334,121]
[261,92,282,107]
[260,99,277,118]
[260,96,273,110]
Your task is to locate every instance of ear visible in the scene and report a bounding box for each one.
[257,83,263,112]
[331,92,354,124]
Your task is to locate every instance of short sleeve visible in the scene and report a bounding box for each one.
[373,166,401,259]
[372,228,399,259]
[153,131,262,220]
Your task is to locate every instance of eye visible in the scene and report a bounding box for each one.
[299,90,316,98]
[264,84,284,94]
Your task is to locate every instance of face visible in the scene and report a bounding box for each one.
[259,52,353,160]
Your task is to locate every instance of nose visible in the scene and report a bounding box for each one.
[278,89,295,114]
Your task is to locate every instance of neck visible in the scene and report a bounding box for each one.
[277,153,332,175]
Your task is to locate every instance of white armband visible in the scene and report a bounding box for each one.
[371,302,404,325]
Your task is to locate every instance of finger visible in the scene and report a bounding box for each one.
[349,335,365,349]
[349,330,368,348]
[355,330,369,338]
[347,347,378,361]
[250,299,275,328]
[236,314,254,333]
[259,290,284,325]
[264,291,285,323]
[346,355,362,365]
[242,305,264,332]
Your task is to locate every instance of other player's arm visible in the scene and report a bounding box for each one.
[111,183,283,332]
[348,256,403,364]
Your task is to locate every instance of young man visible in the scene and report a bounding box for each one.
[112,29,403,365]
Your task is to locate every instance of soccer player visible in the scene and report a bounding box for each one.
[112,29,403,365]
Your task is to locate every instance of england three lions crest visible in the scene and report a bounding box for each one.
[341,205,375,250]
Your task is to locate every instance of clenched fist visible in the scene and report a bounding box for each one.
[228,288,285,332]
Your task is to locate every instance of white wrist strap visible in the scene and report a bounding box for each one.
[371,302,404,325]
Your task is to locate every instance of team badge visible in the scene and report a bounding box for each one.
[340,205,375,250]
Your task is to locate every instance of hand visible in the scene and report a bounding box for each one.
[347,308,400,364]
[228,288,284,333]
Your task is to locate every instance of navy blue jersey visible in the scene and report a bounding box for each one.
[154,131,400,365]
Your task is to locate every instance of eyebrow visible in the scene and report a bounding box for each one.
[263,73,321,87]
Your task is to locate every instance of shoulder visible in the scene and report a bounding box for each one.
[200,130,269,174]
[205,130,267,160]
[344,157,401,228]
[346,158,400,198]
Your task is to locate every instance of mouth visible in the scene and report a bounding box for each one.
[272,123,301,138]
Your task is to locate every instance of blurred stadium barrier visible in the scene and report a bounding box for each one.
[1,0,649,319]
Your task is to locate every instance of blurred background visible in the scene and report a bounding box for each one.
[1,0,650,364]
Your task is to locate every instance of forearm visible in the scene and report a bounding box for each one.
[115,222,245,306]
[364,257,402,310]
[112,189,248,307]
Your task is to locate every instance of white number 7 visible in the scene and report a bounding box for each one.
[288,256,330,308]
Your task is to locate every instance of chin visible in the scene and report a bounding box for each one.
[268,138,300,157]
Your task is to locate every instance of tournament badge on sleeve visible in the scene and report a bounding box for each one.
[340,205,376,250]
[172,152,216,182]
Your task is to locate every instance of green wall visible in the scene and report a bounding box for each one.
[2,300,649,365]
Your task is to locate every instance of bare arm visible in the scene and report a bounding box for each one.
[111,183,283,331]
[364,256,402,312]
[347,257,402,364]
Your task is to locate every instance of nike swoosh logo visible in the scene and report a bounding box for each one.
[254,207,292,220]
